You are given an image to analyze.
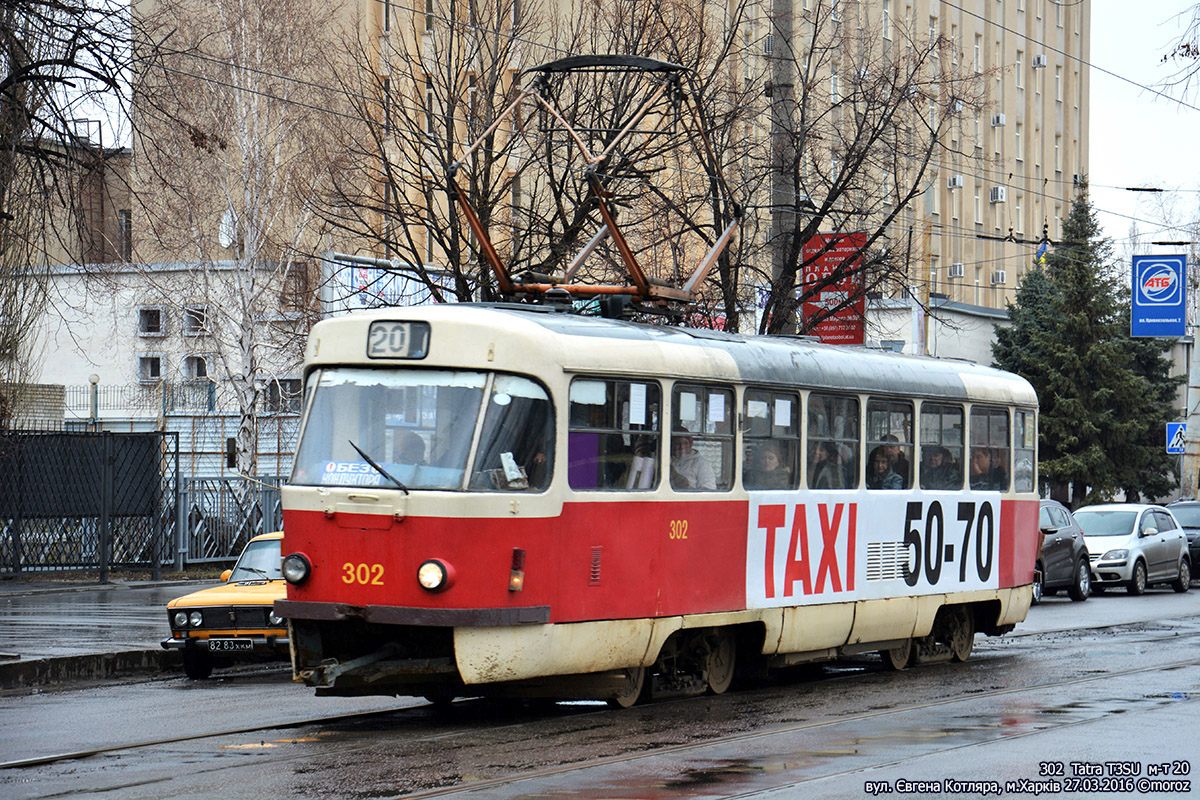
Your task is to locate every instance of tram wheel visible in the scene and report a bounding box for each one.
[948,608,975,663]
[880,638,912,671]
[704,630,736,695]
[607,666,645,709]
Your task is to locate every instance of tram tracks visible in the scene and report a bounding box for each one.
[8,631,1199,790]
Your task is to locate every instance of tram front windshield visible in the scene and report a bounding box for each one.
[291,368,553,492]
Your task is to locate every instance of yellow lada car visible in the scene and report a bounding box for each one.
[161,531,289,679]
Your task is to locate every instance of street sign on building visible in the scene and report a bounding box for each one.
[1167,422,1187,455]
[1131,254,1186,338]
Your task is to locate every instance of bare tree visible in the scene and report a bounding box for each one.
[752,1,987,335]
[133,0,348,473]
[1,0,129,424]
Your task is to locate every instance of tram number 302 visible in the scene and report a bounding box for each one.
[903,501,994,587]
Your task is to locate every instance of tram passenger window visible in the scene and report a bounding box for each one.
[807,393,859,489]
[470,375,554,491]
[567,378,660,491]
[969,406,1009,491]
[671,384,734,492]
[919,403,964,489]
[743,389,799,490]
[866,399,913,489]
[1014,410,1036,492]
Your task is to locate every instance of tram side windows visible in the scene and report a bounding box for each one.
[969,406,1010,491]
[568,379,661,491]
[1014,410,1036,492]
[743,389,800,490]
[671,384,734,491]
[807,393,859,489]
[866,399,914,490]
[919,403,964,490]
[470,375,555,491]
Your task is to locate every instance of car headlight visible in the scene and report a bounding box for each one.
[172,611,189,629]
[282,552,311,585]
[1102,549,1129,560]
[268,611,284,626]
[417,559,453,592]
[189,610,203,628]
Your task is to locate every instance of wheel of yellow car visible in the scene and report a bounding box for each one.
[183,648,213,680]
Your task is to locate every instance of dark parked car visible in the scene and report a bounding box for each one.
[1168,500,1200,583]
[1034,499,1090,603]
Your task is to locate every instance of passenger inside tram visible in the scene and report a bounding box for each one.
[744,440,791,490]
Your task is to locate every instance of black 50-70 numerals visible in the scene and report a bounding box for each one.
[902,501,995,587]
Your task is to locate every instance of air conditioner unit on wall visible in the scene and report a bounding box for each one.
[990,186,1007,203]
[990,270,1007,285]
[947,174,964,189]
[991,113,1006,127]
[1032,54,1048,68]
[948,263,965,278]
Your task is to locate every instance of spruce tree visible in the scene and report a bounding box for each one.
[993,184,1179,504]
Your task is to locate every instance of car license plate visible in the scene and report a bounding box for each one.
[208,638,254,652]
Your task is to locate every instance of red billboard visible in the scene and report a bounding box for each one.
[801,232,867,345]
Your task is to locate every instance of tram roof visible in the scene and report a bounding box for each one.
[311,304,1037,406]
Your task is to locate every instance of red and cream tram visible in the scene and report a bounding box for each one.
[275,303,1040,706]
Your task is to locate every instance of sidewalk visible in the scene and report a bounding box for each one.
[0,577,219,690]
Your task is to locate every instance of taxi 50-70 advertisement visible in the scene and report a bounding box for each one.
[1131,254,1186,338]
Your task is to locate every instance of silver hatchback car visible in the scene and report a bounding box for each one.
[1072,504,1191,595]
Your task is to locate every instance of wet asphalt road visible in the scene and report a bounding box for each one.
[2,588,1198,799]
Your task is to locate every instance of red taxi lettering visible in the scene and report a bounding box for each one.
[759,503,856,599]
[758,505,787,598]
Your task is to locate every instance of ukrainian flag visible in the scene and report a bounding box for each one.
[1034,240,1048,265]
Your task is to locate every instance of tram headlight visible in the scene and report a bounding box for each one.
[417,559,453,592]
[172,611,189,629]
[188,611,204,628]
[282,552,312,585]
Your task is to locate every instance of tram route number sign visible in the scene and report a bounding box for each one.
[1167,422,1187,455]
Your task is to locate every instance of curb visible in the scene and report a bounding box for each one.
[0,650,181,691]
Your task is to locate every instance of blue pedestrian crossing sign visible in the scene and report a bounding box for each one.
[1167,422,1187,454]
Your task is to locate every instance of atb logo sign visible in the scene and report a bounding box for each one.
[1131,254,1187,338]
[1136,260,1183,306]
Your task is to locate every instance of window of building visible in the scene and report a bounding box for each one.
[831,58,841,101]
[882,0,892,40]
[138,354,165,383]
[1054,135,1062,171]
[425,0,434,31]
[808,393,859,489]
[743,388,800,490]
[265,378,303,414]
[1015,49,1023,88]
[928,15,937,48]
[383,0,390,31]
[1015,122,1023,161]
[866,399,913,489]
[920,403,964,489]
[974,34,982,72]
[1055,66,1062,101]
[671,384,734,491]
[138,306,164,337]
[1015,194,1024,232]
[950,24,958,64]
[118,209,132,262]
[970,406,1009,491]
[281,261,314,315]
[425,80,435,134]
[184,305,208,336]
[974,185,983,223]
[185,355,209,381]
[383,78,391,131]
[568,378,661,491]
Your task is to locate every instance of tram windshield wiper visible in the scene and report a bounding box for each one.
[347,439,410,495]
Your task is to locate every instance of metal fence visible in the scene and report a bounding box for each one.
[176,476,283,569]
[0,431,180,579]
